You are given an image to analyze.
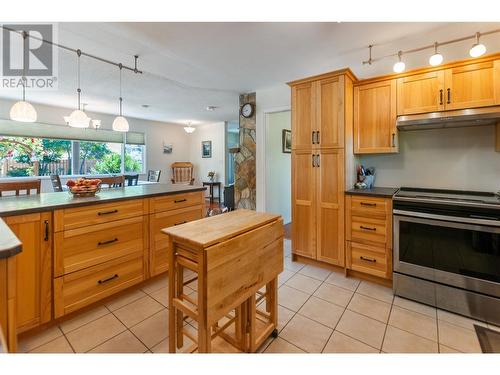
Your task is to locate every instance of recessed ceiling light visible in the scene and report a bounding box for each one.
[142,104,150,108]
[206,106,218,111]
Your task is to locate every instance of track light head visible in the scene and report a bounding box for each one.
[393,51,405,73]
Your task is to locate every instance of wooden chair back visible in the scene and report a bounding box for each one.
[170,162,194,185]
[0,180,41,197]
[124,174,139,186]
[147,170,161,183]
[98,175,125,188]
[50,174,63,192]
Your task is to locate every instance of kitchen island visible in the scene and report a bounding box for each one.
[0,184,206,352]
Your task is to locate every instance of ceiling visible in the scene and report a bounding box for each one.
[1,22,499,126]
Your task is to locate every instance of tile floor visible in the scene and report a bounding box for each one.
[19,239,495,354]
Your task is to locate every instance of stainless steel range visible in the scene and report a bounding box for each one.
[393,187,500,325]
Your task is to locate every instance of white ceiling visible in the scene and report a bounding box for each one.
[1,22,499,126]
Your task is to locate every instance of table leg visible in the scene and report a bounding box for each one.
[176,264,184,349]
[168,241,176,353]
[218,184,221,207]
[248,294,257,352]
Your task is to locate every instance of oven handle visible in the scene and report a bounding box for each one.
[393,209,500,230]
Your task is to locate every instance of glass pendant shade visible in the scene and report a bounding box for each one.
[429,53,443,66]
[393,61,405,73]
[64,109,91,128]
[112,115,129,132]
[469,43,486,58]
[184,125,195,133]
[10,100,37,122]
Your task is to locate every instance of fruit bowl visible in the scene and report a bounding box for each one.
[67,178,102,197]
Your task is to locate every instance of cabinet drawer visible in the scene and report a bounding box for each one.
[54,216,146,277]
[350,196,388,218]
[149,205,204,276]
[54,199,146,232]
[347,242,389,279]
[54,252,144,318]
[151,191,204,213]
[350,216,387,245]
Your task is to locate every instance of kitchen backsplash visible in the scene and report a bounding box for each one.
[359,124,500,192]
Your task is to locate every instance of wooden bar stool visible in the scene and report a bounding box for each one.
[0,180,41,197]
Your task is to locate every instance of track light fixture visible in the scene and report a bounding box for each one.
[469,32,487,58]
[429,42,444,66]
[112,64,130,132]
[65,50,91,128]
[393,51,405,73]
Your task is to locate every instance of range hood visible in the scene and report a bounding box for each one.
[396,106,500,131]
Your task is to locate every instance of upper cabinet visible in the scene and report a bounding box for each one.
[291,76,345,150]
[397,71,445,115]
[397,59,500,115]
[354,79,398,154]
[444,60,500,110]
[291,82,315,150]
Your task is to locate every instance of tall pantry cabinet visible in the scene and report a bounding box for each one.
[288,69,356,267]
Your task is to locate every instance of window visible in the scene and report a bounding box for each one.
[0,122,146,178]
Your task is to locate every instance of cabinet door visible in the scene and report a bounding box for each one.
[291,150,316,259]
[291,82,316,150]
[444,60,500,110]
[149,205,204,277]
[354,79,398,154]
[316,76,344,148]
[315,149,344,266]
[397,71,445,115]
[5,212,52,332]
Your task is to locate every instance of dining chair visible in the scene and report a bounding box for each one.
[147,170,161,183]
[124,174,139,186]
[99,175,125,188]
[170,162,194,185]
[0,179,41,197]
[50,174,63,192]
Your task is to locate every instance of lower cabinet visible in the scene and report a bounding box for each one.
[345,194,393,280]
[149,204,205,277]
[4,212,52,333]
[54,252,144,318]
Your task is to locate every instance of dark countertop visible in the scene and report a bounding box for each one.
[0,218,22,259]
[0,184,206,217]
[345,187,399,198]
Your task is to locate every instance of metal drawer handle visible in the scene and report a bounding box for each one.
[98,209,118,216]
[439,89,443,105]
[316,131,320,144]
[97,274,119,284]
[98,238,118,246]
[391,133,396,147]
[44,220,49,241]
[360,256,376,263]
[360,225,377,231]
[312,131,316,144]
[174,198,187,203]
[447,88,451,104]
[174,221,187,226]
[360,202,377,207]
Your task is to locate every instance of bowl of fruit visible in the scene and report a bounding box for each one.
[66,178,102,197]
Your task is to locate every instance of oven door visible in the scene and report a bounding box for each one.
[394,212,500,298]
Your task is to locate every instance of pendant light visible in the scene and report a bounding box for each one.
[65,49,91,128]
[184,122,195,133]
[10,31,37,123]
[469,32,486,58]
[393,51,405,73]
[112,64,129,132]
[429,42,444,66]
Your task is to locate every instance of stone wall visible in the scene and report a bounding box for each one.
[234,92,256,210]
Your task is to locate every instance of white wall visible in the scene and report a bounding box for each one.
[0,98,191,191]
[359,125,500,192]
[188,122,226,197]
[265,111,291,223]
[255,84,291,211]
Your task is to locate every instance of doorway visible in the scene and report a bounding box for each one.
[265,110,291,231]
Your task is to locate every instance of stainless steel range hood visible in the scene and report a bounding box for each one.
[396,106,500,131]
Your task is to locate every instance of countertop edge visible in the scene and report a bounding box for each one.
[0,185,207,217]
[0,218,22,259]
[345,187,399,198]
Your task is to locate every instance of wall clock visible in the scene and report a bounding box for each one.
[240,103,254,118]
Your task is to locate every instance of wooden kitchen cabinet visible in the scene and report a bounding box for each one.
[316,76,345,148]
[291,149,316,259]
[291,81,315,150]
[315,149,345,266]
[444,60,500,110]
[4,212,52,332]
[397,71,445,115]
[353,79,398,154]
